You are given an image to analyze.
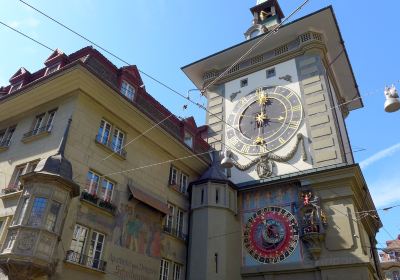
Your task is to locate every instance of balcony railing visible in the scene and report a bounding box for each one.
[163,225,187,241]
[23,124,52,139]
[80,190,116,214]
[95,135,127,158]
[65,250,107,272]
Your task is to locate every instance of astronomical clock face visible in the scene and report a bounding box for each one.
[243,206,299,264]
[226,86,303,156]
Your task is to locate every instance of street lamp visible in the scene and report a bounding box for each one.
[384,85,400,112]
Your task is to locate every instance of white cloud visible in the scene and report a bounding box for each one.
[7,17,40,29]
[360,142,400,169]
[369,177,400,208]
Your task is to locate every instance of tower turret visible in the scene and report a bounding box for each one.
[0,118,80,280]
[244,0,284,40]
[187,151,241,280]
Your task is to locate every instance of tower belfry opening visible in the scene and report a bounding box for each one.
[245,0,284,40]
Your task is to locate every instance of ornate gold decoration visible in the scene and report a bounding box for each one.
[256,88,268,105]
[254,136,265,145]
[231,133,307,178]
[256,112,267,126]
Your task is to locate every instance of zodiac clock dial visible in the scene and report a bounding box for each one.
[243,206,299,264]
[226,86,303,156]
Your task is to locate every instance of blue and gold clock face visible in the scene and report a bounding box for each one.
[243,206,299,264]
[226,86,303,155]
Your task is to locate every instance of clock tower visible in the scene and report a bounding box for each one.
[183,2,382,280]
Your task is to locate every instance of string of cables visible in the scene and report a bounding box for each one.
[2,16,398,190]
[2,0,400,222]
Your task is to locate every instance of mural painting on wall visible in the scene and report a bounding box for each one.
[113,202,162,258]
[240,184,303,266]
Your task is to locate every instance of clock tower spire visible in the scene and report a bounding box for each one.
[245,0,284,40]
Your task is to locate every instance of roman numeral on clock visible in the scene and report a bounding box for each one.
[292,105,301,111]
[241,145,250,154]
[289,121,300,129]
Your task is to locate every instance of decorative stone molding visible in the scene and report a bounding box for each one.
[231,133,307,178]
[202,31,324,83]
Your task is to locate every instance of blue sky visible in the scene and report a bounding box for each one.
[1,0,400,249]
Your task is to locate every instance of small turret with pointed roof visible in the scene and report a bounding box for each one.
[195,150,234,185]
[34,118,73,180]
[244,0,284,40]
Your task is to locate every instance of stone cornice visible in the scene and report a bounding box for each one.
[202,31,325,87]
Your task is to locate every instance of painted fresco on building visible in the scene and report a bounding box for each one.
[240,184,303,266]
[113,202,162,258]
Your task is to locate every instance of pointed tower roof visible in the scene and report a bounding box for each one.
[9,67,31,83]
[35,118,73,179]
[44,48,68,66]
[190,150,236,189]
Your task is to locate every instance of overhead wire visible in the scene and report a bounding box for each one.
[5,0,398,262]
[203,0,310,90]
[10,0,389,178]
[2,1,398,190]
[7,0,398,158]
[16,0,312,158]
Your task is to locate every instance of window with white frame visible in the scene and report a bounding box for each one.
[14,197,29,225]
[0,125,16,147]
[183,132,193,148]
[68,224,106,270]
[176,209,184,237]
[8,160,39,189]
[97,119,112,145]
[159,259,170,280]
[96,120,126,156]
[99,179,114,202]
[86,170,100,195]
[111,128,125,154]
[169,166,178,185]
[173,263,182,280]
[165,204,175,232]
[46,110,57,129]
[33,113,45,134]
[179,173,188,193]
[46,63,60,76]
[86,170,114,202]
[88,230,105,269]
[70,224,88,258]
[30,109,57,136]
[4,231,17,251]
[120,80,136,100]
[9,81,23,93]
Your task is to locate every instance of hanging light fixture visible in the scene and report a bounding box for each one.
[384,85,400,112]
[221,149,234,169]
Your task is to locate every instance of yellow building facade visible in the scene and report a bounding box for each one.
[0,1,384,280]
[0,47,210,280]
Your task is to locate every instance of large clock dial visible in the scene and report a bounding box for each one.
[226,86,303,155]
[243,206,299,264]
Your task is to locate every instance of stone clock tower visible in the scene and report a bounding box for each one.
[183,1,382,280]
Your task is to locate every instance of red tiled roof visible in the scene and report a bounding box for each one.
[0,46,211,156]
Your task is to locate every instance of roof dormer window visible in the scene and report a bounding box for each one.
[120,80,135,100]
[9,81,23,94]
[184,132,193,148]
[45,63,61,76]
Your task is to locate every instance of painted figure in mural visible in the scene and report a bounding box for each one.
[113,202,162,258]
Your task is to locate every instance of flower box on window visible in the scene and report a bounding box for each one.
[81,190,99,204]
[98,199,116,214]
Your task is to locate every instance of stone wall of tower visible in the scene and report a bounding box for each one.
[295,54,348,167]
[188,181,241,280]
